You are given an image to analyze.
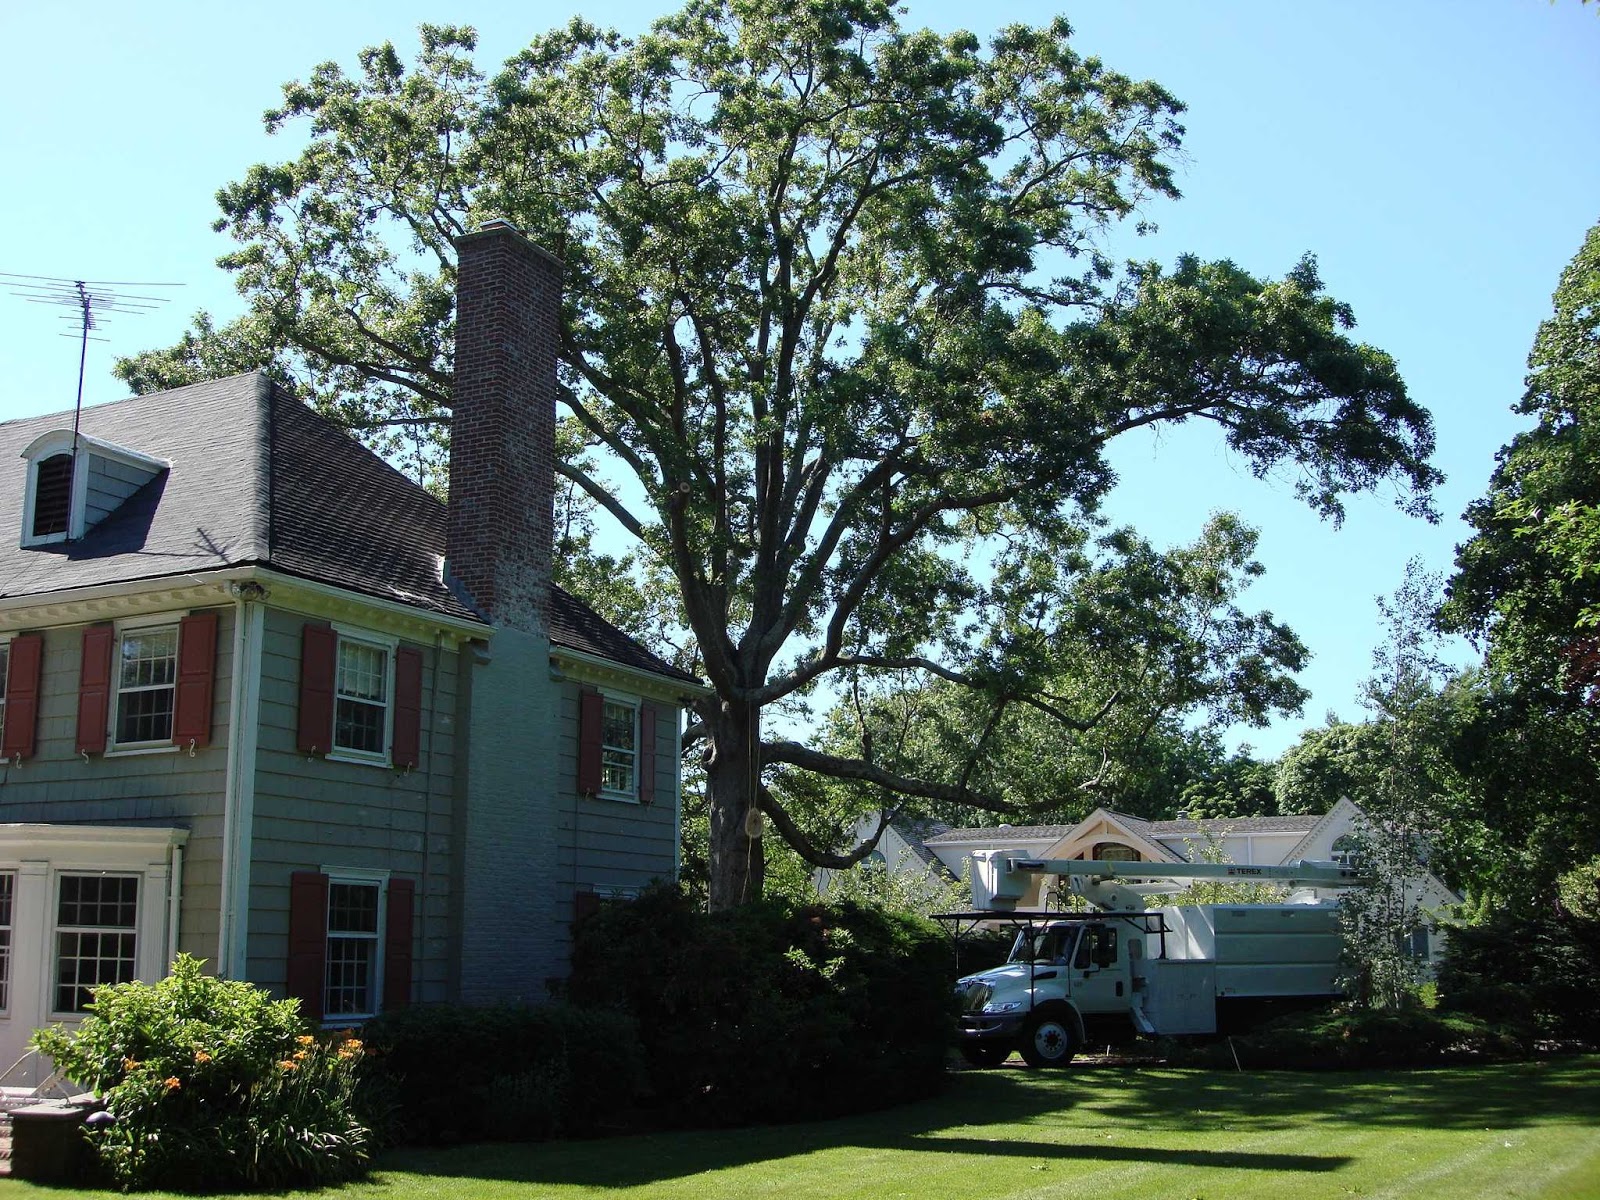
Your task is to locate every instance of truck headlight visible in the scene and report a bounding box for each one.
[982,1000,1023,1014]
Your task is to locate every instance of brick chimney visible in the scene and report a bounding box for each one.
[448,220,562,634]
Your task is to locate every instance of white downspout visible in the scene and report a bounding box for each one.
[166,843,183,968]
[218,590,265,978]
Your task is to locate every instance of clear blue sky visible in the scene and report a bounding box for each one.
[1,1,1595,757]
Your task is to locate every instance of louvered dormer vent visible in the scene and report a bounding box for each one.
[19,430,168,547]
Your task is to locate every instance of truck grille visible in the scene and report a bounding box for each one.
[954,980,992,1013]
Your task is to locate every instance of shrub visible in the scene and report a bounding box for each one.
[1166,1004,1530,1071]
[567,885,954,1127]
[359,1003,644,1144]
[30,954,369,1191]
[1436,907,1600,1047]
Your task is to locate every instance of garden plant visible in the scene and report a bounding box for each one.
[30,954,370,1191]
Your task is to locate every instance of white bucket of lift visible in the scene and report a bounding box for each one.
[970,849,1030,910]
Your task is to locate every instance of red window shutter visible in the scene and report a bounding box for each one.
[76,624,115,756]
[391,648,423,769]
[639,703,657,805]
[382,877,415,1011]
[286,871,329,1022]
[573,889,602,925]
[172,611,219,749]
[297,623,337,755]
[1,633,44,761]
[577,688,603,795]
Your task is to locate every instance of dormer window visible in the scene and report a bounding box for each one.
[19,431,166,548]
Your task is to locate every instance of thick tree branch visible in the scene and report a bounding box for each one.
[762,739,1015,813]
[757,787,896,870]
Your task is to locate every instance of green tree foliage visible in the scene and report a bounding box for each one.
[1444,221,1600,696]
[1337,564,1454,1010]
[1437,220,1600,903]
[765,513,1308,855]
[1178,748,1278,819]
[120,4,1438,908]
[1273,719,1389,816]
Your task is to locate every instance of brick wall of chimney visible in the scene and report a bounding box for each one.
[448,221,561,634]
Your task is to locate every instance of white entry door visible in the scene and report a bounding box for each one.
[0,829,185,1089]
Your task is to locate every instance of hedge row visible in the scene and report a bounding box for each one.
[359,1003,643,1144]
[566,885,955,1127]
[359,887,957,1140]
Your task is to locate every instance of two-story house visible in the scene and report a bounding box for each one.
[0,221,699,1074]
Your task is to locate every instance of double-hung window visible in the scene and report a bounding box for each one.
[324,876,384,1019]
[54,873,139,1014]
[601,697,639,796]
[333,631,393,761]
[114,623,178,746]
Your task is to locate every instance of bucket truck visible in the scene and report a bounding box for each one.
[943,853,1365,1067]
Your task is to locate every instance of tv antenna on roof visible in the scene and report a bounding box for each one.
[0,271,181,481]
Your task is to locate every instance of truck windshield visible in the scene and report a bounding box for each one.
[1009,926,1077,965]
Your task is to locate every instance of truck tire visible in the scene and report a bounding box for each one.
[959,1043,1011,1068]
[1019,1011,1077,1068]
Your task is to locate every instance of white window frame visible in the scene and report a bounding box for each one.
[20,447,82,547]
[0,870,13,1016]
[320,866,388,1022]
[327,626,397,767]
[599,692,641,803]
[50,871,141,1018]
[106,615,181,755]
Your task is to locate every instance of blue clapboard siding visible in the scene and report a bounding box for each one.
[245,605,458,1006]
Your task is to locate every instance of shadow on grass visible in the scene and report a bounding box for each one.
[1074,1056,1600,1135]
[379,1069,1351,1189]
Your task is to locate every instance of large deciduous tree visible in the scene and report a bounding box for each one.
[119,3,1438,908]
[1444,220,1600,697]
[1439,220,1600,905]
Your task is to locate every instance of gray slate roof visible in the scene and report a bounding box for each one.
[924,824,1077,844]
[1121,813,1322,837]
[1,373,694,685]
[887,814,951,867]
[923,812,1320,845]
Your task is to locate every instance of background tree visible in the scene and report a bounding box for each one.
[1177,748,1277,820]
[759,513,1308,860]
[120,3,1439,908]
[1273,719,1387,816]
[1337,563,1454,1009]
[1444,220,1600,698]
[1438,219,1600,905]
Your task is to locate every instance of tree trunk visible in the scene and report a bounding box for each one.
[705,701,765,911]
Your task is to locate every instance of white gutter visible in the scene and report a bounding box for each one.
[549,643,710,699]
[0,564,490,643]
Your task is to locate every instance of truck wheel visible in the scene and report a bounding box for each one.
[1019,1013,1076,1068]
[959,1043,1011,1068]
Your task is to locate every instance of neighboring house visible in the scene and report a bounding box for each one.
[841,799,1459,966]
[815,814,960,907]
[0,221,701,1075]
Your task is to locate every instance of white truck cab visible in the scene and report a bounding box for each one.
[953,914,1149,1066]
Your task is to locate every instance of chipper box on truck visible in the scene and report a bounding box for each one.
[943,853,1363,1067]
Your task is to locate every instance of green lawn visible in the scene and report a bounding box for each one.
[4,1058,1596,1198]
